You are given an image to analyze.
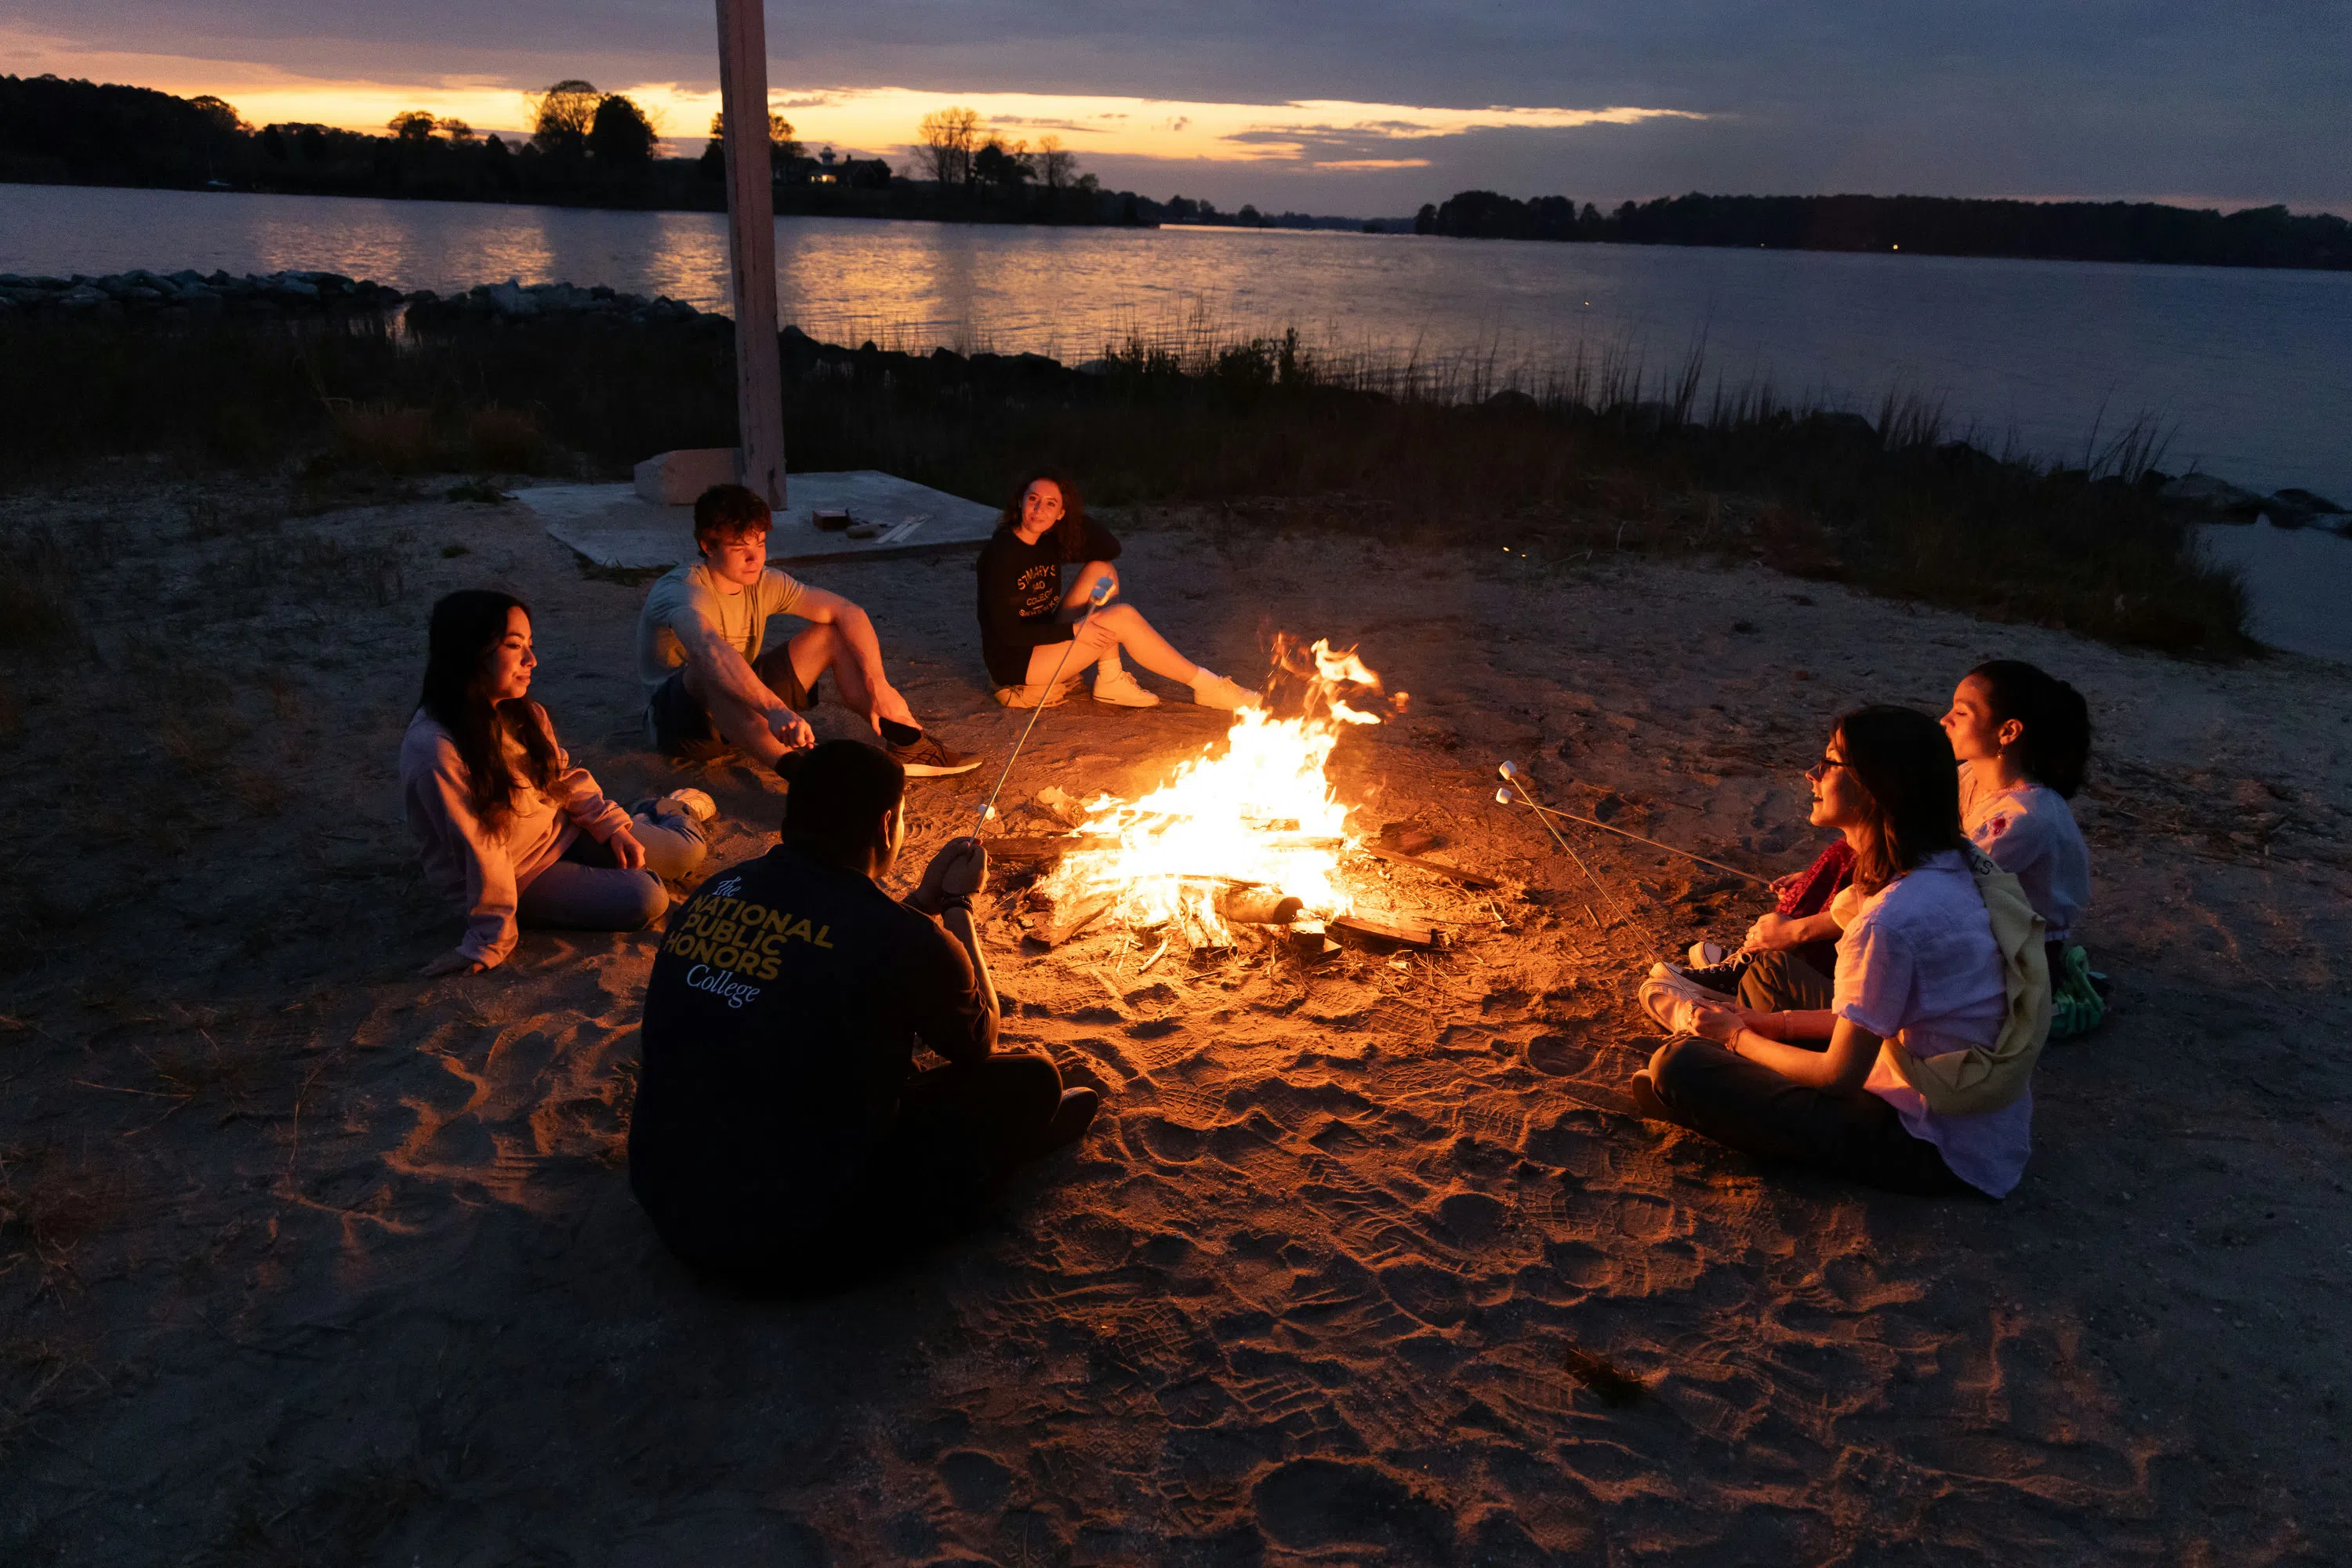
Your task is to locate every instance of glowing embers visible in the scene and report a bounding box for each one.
[1036,637,1395,944]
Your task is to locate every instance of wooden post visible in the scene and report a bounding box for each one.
[714,0,786,506]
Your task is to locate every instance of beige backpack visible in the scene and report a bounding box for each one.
[1879,848,2052,1116]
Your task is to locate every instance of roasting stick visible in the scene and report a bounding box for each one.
[1496,760,1624,923]
[1490,789,1769,887]
[974,575,1115,835]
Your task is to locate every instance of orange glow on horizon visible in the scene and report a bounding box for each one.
[0,28,1706,168]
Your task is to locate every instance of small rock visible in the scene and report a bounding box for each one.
[486,279,538,316]
[2263,488,2347,529]
[2160,474,2264,519]
[1034,786,1087,828]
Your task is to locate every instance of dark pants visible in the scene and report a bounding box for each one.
[1688,940,1838,1003]
[1647,1036,1970,1196]
[691,1050,1066,1295]
[1740,947,1835,1013]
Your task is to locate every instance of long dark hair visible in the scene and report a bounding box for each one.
[996,470,1091,559]
[1969,659,2091,798]
[419,590,560,837]
[1838,704,1967,895]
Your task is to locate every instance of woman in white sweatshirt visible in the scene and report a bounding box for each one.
[402,590,710,975]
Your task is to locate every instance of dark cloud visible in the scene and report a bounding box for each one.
[11,0,2345,211]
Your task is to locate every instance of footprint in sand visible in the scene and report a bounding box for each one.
[1526,1031,1599,1076]
[937,1448,1013,1513]
[1452,1102,1526,1146]
[1251,1457,1454,1558]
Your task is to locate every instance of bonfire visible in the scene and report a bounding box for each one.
[1033,637,1396,946]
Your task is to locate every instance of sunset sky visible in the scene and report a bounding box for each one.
[4,1,2345,215]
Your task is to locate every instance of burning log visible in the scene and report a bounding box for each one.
[1214,885,1305,926]
[989,832,1345,870]
[1027,891,1116,949]
[985,833,1112,866]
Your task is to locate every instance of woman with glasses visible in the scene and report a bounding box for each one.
[1631,706,2040,1198]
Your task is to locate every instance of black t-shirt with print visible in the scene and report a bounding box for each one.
[628,843,993,1261]
[974,519,1123,686]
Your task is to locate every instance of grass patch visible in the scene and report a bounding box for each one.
[0,306,2249,655]
[464,405,544,471]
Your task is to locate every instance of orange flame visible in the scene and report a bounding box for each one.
[1039,637,1381,942]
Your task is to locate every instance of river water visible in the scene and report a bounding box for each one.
[4,181,2347,498]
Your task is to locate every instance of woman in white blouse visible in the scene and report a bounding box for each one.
[1632,706,2032,1198]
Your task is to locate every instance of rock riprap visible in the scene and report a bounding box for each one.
[407,278,707,325]
[0,269,723,328]
[0,269,406,314]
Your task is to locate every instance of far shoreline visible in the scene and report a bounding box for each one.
[10,175,2352,278]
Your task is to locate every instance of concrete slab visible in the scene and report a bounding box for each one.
[521,470,1000,570]
[2198,521,2352,664]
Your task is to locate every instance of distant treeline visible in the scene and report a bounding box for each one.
[1415,190,2352,270]
[1161,198,1388,234]
[0,73,1287,230]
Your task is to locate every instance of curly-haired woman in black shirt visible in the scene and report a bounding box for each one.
[974,473,1259,711]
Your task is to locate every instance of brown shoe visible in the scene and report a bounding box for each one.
[1628,1071,1679,1126]
[887,733,984,778]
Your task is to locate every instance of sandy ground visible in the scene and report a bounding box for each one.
[3,484,2351,1565]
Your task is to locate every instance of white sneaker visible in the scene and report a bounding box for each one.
[660,788,718,824]
[1687,939,1729,967]
[1189,671,1262,712]
[1092,668,1161,707]
[994,680,1073,710]
[1639,967,1737,1035]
